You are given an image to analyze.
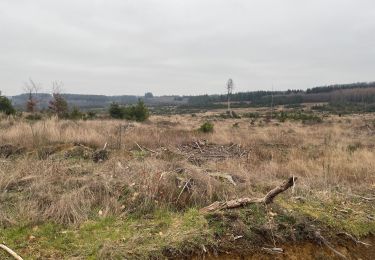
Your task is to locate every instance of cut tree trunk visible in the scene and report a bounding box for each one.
[200,176,297,213]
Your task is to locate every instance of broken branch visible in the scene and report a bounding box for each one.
[314,231,347,259]
[134,142,144,152]
[263,176,297,204]
[337,232,371,247]
[200,177,297,213]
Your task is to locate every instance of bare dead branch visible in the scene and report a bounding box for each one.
[263,176,297,204]
[200,177,297,213]
[134,142,144,152]
[337,232,371,246]
[314,231,347,259]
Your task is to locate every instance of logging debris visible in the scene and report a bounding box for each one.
[178,141,248,165]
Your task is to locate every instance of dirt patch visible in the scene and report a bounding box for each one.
[178,141,248,165]
[194,236,375,259]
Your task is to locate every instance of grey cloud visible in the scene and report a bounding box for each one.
[1,0,375,95]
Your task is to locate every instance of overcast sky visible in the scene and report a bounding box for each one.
[1,0,375,96]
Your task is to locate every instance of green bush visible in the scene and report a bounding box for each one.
[278,111,287,122]
[0,95,15,115]
[70,107,83,120]
[199,121,214,133]
[48,93,69,118]
[109,99,149,122]
[109,102,124,119]
[84,111,97,120]
[126,99,149,121]
[275,111,322,123]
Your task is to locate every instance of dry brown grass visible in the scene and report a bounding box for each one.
[0,111,374,227]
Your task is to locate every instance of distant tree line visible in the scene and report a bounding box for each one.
[10,93,139,110]
[306,82,375,94]
[187,82,375,108]
[4,81,375,116]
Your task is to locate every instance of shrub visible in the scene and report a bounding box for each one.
[109,99,149,122]
[109,102,124,119]
[84,111,97,120]
[48,93,69,118]
[199,121,214,133]
[144,92,154,98]
[69,107,83,120]
[275,111,322,124]
[278,111,287,122]
[126,99,149,122]
[230,110,241,118]
[0,95,15,115]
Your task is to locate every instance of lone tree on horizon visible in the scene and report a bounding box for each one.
[24,78,41,113]
[226,78,234,117]
[48,81,68,119]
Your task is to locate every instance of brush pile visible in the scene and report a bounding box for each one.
[178,140,248,165]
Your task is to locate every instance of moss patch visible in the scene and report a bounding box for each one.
[0,209,214,259]
[278,196,375,237]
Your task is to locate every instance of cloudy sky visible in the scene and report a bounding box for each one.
[1,0,374,96]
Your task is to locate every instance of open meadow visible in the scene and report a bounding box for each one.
[0,109,374,259]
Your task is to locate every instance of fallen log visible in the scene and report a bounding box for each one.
[200,177,297,213]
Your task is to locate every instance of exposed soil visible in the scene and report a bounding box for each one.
[192,236,375,260]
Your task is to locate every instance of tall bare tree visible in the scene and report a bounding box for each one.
[271,84,274,119]
[226,78,234,117]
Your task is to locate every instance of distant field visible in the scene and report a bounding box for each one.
[0,108,374,259]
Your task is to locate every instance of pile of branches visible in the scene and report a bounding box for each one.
[178,140,248,165]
